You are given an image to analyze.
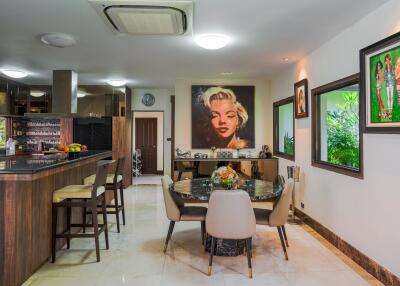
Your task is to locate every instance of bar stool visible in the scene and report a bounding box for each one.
[51,161,111,263]
[83,157,126,233]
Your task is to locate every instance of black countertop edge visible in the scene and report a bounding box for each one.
[0,150,113,174]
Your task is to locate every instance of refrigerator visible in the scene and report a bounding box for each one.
[73,117,112,150]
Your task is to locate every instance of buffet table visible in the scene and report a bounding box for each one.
[0,150,112,286]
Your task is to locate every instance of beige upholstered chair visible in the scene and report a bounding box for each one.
[206,190,256,278]
[253,178,294,260]
[161,175,208,253]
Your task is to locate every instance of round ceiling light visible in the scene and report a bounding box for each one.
[195,34,230,50]
[77,92,86,98]
[40,33,76,48]
[30,91,44,97]
[1,69,28,78]
[107,79,127,87]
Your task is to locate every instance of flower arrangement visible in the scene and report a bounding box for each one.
[211,166,239,188]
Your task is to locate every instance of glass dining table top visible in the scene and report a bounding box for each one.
[170,178,283,202]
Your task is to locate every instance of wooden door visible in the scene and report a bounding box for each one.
[136,118,157,174]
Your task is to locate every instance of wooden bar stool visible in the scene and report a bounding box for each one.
[83,157,126,233]
[51,161,111,263]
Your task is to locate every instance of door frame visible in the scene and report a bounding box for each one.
[132,110,165,175]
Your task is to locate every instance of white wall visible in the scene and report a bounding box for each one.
[133,112,164,171]
[270,0,400,276]
[132,88,174,175]
[174,78,272,154]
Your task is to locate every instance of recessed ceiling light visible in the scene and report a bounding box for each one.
[221,72,233,75]
[107,79,127,87]
[282,57,289,62]
[1,69,28,78]
[195,34,230,50]
[77,92,86,98]
[30,91,44,97]
[40,33,76,48]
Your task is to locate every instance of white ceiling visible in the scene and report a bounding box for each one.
[0,0,389,87]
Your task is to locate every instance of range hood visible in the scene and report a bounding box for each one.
[88,0,193,36]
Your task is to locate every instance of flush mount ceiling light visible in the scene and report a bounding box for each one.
[195,34,230,50]
[77,92,86,98]
[107,79,127,87]
[1,69,28,78]
[30,91,44,97]
[40,33,77,48]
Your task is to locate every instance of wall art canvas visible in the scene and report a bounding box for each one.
[191,85,255,149]
[294,79,309,118]
[361,31,400,133]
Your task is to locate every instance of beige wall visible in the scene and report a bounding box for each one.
[133,111,164,172]
[271,0,400,276]
[174,78,272,155]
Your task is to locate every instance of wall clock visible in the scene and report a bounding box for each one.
[142,93,155,106]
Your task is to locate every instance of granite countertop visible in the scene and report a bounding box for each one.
[0,150,112,174]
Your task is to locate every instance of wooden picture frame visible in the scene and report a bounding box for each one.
[360,31,400,133]
[273,96,295,161]
[294,79,309,118]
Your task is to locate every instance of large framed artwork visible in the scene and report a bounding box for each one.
[191,85,255,149]
[294,79,309,118]
[360,31,400,133]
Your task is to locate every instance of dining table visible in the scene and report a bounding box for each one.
[170,178,283,256]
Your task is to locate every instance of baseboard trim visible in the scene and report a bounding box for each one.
[295,208,400,286]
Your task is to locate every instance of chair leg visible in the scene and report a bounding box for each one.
[281,225,289,247]
[245,238,253,278]
[208,236,216,276]
[119,183,126,226]
[201,221,205,246]
[82,199,87,234]
[51,204,58,263]
[102,194,109,250]
[163,221,175,253]
[113,187,121,233]
[92,203,100,262]
[66,200,71,249]
[277,226,288,260]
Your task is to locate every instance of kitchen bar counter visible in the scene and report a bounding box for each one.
[0,150,112,286]
[0,150,112,174]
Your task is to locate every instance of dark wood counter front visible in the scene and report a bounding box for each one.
[0,151,112,286]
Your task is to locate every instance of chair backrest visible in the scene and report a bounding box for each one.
[198,161,217,176]
[206,190,256,239]
[269,179,294,226]
[114,157,125,184]
[161,175,181,221]
[92,161,111,198]
[274,174,285,186]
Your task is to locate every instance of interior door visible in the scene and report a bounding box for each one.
[135,118,157,174]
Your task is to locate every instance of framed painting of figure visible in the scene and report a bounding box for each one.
[360,31,400,133]
[294,79,309,118]
[191,85,255,149]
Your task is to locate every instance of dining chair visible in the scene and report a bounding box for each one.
[176,161,197,181]
[253,179,294,260]
[161,175,208,253]
[206,190,256,278]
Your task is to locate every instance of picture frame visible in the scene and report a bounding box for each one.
[294,79,309,118]
[360,31,400,133]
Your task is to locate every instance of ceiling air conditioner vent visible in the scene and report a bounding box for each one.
[89,1,193,36]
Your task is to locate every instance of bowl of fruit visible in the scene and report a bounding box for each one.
[57,143,88,158]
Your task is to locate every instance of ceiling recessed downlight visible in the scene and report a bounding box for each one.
[282,57,289,62]
[77,92,86,98]
[107,79,127,87]
[1,69,28,78]
[40,33,77,48]
[30,91,44,97]
[195,34,230,50]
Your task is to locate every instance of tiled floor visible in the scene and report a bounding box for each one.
[23,177,382,286]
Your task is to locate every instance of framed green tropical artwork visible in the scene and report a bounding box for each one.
[360,31,400,133]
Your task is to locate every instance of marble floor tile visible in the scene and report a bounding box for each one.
[23,175,381,286]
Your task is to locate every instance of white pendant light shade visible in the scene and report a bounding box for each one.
[107,79,126,87]
[195,34,230,50]
[30,91,44,97]
[77,92,86,98]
